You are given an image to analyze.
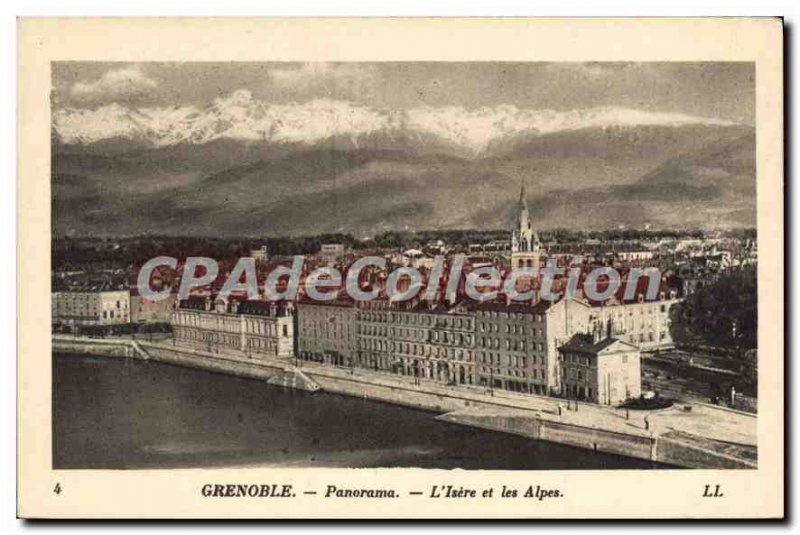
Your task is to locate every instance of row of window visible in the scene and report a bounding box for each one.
[478,322,544,336]
[478,366,545,381]
[175,328,239,348]
[479,352,544,368]
[176,317,290,338]
[479,337,546,352]
[476,310,545,322]
[245,319,290,337]
[358,311,474,330]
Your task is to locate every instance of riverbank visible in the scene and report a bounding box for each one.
[52,335,757,469]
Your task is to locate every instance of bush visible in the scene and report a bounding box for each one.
[619,395,674,410]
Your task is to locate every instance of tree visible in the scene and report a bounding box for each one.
[671,266,757,349]
[741,349,758,395]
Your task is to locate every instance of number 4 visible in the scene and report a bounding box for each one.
[53,483,62,495]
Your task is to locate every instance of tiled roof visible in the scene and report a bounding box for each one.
[559,333,634,355]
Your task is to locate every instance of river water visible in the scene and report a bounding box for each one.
[53,354,663,470]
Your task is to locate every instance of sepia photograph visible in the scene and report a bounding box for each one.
[50,60,758,471]
[16,17,784,519]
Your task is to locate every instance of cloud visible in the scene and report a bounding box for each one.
[267,63,379,100]
[69,66,157,103]
[545,62,642,80]
[527,181,722,220]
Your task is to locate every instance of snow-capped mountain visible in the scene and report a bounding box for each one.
[53,89,736,155]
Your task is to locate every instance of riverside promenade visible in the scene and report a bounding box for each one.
[53,335,757,469]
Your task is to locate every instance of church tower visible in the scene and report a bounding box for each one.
[510,180,543,269]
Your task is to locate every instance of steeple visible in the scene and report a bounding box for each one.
[518,179,528,212]
[510,177,544,268]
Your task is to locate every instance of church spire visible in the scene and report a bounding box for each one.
[510,176,544,267]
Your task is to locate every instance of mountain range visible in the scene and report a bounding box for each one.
[51,90,756,237]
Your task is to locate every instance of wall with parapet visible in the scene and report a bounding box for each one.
[52,337,755,469]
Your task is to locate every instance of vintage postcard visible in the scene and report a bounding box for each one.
[17,18,783,519]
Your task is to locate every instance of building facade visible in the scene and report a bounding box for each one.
[372,301,477,385]
[297,299,479,385]
[173,288,675,402]
[297,296,607,395]
[52,289,130,326]
[559,326,642,405]
[473,297,596,395]
[172,296,294,359]
[130,293,177,323]
[296,300,357,366]
[592,292,679,351]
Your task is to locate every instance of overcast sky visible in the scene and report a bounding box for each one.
[52,62,754,124]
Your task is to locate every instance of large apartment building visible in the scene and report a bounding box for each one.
[362,300,478,386]
[172,296,295,359]
[298,299,478,385]
[296,293,676,397]
[52,289,131,326]
[559,324,642,405]
[473,298,594,395]
[298,296,608,395]
[592,292,679,351]
[130,292,177,323]
[296,301,357,366]
[167,287,674,400]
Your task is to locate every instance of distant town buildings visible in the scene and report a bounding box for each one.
[396,249,435,270]
[320,243,345,265]
[250,245,269,261]
[614,249,655,263]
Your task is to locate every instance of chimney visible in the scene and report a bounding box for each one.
[592,321,602,344]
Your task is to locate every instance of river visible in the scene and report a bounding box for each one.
[53,353,664,470]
